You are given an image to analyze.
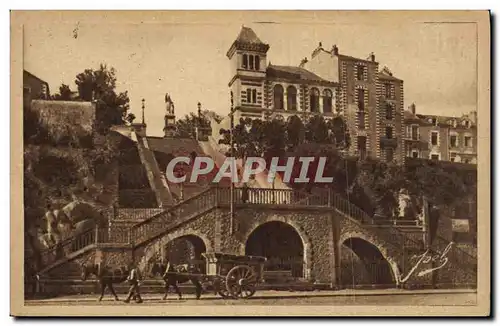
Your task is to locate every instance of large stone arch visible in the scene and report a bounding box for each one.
[238,215,313,280]
[138,228,213,273]
[339,232,401,286]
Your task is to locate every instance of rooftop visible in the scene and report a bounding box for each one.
[266,64,338,85]
[226,26,270,58]
[146,136,203,156]
[235,26,265,45]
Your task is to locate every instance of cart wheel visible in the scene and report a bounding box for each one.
[215,277,231,298]
[226,265,257,299]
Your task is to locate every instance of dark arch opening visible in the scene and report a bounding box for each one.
[341,237,395,288]
[163,235,207,273]
[245,221,304,278]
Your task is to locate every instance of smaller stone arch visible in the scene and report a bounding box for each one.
[339,231,401,286]
[138,228,213,273]
[239,215,312,280]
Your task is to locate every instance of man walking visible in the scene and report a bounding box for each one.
[124,263,143,303]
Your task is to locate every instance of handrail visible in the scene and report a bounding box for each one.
[34,186,476,279]
[131,186,214,228]
[38,226,109,269]
[128,187,216,245]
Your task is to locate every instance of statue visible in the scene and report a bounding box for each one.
[165,93,175,115]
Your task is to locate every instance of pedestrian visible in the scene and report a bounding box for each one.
[124,263,143,303]
[241,182,249,203]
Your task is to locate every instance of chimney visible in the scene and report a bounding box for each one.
[409,103,416,115]
[299,57,308,68]
[369,52,375,62]
[331,44,339,55]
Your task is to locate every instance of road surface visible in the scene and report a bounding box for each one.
[25,290,477,306]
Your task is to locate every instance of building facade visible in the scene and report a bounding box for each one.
[304,44,406,163]
[226,27,340,125]
[403,103,477,164]
[23,70,50,108]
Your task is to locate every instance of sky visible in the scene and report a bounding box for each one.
[23,12,478,137]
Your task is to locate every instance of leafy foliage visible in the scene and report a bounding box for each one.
[52,64,131,132]
[52,84,73,101]
[175,112,212,139]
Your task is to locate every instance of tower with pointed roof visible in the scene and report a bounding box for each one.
[226,26,270,120]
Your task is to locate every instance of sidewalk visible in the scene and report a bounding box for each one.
[26,288,476,303]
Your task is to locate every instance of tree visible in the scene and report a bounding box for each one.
[305,115,332,144]
[73,64,130,131]
[52,84,73,101]
[329,116,351,150]
[175,112,211,139]
[285,115,305,152]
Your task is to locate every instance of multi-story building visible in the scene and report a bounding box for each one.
[23,70,50,108]
[304,43,405,163]
[403,103,477,164]
[226,27,341,125]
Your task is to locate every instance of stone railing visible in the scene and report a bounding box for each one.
[128,187,216,245]
[35,186,476,282]
[38,227,110,271]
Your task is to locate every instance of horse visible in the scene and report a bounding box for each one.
[149,261,203,300]
[81,262,135,302]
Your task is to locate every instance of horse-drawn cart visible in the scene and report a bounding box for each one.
[199,252,267,299]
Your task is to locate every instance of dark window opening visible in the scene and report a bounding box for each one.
[431,154,439,160]
[384,83,392,99]
[411,125,418,140]
[356,65,365,81]
[273,84,284,110]
[310,88,320,112]
[431,132,438,146]
[287,86,297,111]
[450,135,457,148]
[255,55,260,70]
[358,112,365,130]
[252,89,257,104]
[323,89,333,113]
[464,136,472,147]
[385,126,393,139]
[357,89,365,111]
[249,54,254,70]
[385,103,393,120]
[357,136,367,159]
[242,54,248,69]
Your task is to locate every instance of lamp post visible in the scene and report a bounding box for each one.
[174,163,187,202]
[230,91,235,234]
[196,102,201,141]
[141,98,145,125]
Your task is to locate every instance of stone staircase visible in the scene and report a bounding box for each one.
[329,191,477,286]
[135,134,174,207]
[35,186,477,290]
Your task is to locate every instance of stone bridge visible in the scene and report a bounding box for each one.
[39,187,476,291]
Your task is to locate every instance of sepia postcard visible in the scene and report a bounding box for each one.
[11,10,490,317]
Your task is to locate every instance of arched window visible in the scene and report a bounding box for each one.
[323,89,333,113]
[273,84,284,110]
[252,89,257,104]
[242,54,248,69]
[310,88,320,112]
[246,88,251,103]
[249,54,254,70]
[255,55,260,70]
[287,86,297,111]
